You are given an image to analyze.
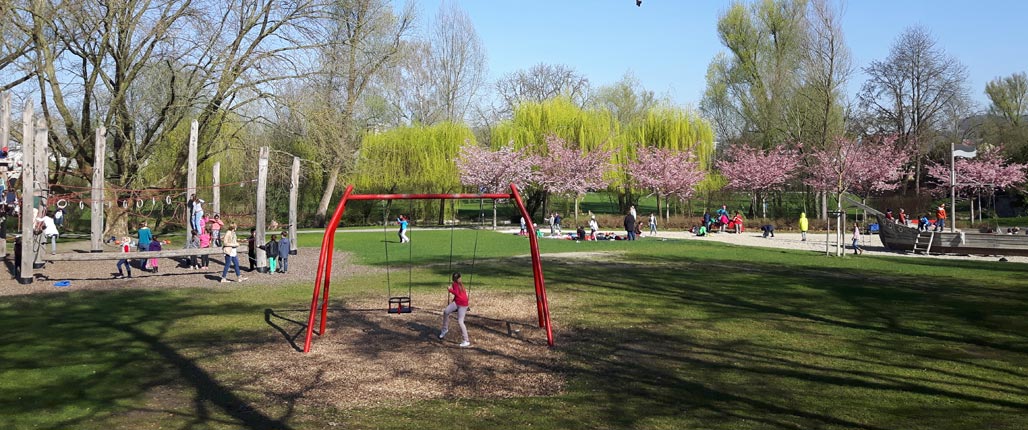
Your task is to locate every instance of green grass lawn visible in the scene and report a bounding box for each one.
[2,230,1027,429]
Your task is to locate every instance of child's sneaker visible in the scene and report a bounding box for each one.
[459,341,471,347]
[220,278,229,283]
[438,329,448,339]
[236,277,247,282]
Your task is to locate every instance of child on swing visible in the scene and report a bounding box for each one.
[439,272,471,347]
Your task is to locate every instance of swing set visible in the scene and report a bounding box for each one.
[302,183,554,353]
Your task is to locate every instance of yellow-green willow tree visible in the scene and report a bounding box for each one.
[613,107,716,213]
[491,97,616,216]
[351,122,473,223]
[491,97,716,215]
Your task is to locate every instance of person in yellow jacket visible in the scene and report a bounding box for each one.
[799,212,809,241]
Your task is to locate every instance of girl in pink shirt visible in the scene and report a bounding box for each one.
[439,272,471,347]
[198,228,212,269]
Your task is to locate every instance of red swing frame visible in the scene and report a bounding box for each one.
[301,183,554,353]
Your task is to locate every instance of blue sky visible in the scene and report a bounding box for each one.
[416,0,1028,110]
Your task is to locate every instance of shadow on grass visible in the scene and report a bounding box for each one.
[0,289,294,429]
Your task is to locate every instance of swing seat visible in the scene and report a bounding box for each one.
[388,296,412,314]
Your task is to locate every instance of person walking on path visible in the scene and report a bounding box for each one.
[220,223,246,283]
[439,272,471,347]
[519,216,527,236]
[588,216,599,240]
[799,212,809,241]
[648,213,657,236]
[114,236,134,279]
[277,231,291,273]
[852,223,863,255]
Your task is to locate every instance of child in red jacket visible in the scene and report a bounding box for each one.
[439,272,471,347]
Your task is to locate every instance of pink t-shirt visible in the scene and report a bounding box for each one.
[449,281,469,307]
[199,232,211,248]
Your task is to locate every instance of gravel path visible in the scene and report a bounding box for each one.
[508,227,1028,264]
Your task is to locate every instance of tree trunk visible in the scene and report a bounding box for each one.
[315,165,340,227]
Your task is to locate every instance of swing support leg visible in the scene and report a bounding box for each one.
[303,185,352,353]
[302,185,554,353]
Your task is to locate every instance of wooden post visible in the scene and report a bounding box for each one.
[289,156,299,255]
[255,146,269,271]
[1,91,9,259]
[186,120,197,242]
[32,117,48,269]
[91,127,106,252]
[18,99,34,283]
[212,161,221,216]
[34,117,48,199]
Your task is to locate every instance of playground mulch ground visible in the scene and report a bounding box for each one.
[231,293,564,410]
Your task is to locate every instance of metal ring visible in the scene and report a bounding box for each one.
[152,197,156,207]
[123,200,128,209]
[56,199,68,209]
[79,201,85,210]
[166,195,172,204]
[136,199,144,208]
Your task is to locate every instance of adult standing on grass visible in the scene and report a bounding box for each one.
[219,222,246,283]
[439,272,471,347]
[799,212,809,242]
[624,210,637,241]
[588,216,599,239]
[852,223,863,255]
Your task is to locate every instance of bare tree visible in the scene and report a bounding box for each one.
[12,0,326,236]
[494,63,590,117]
[799,0,852,149]
[797,0,852,219]
[589,71,659,126]
[0,0,34,92]
[379,1,485,126]
[431,0,486,123]
[312,0,416,223]
[859,25,969,195]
